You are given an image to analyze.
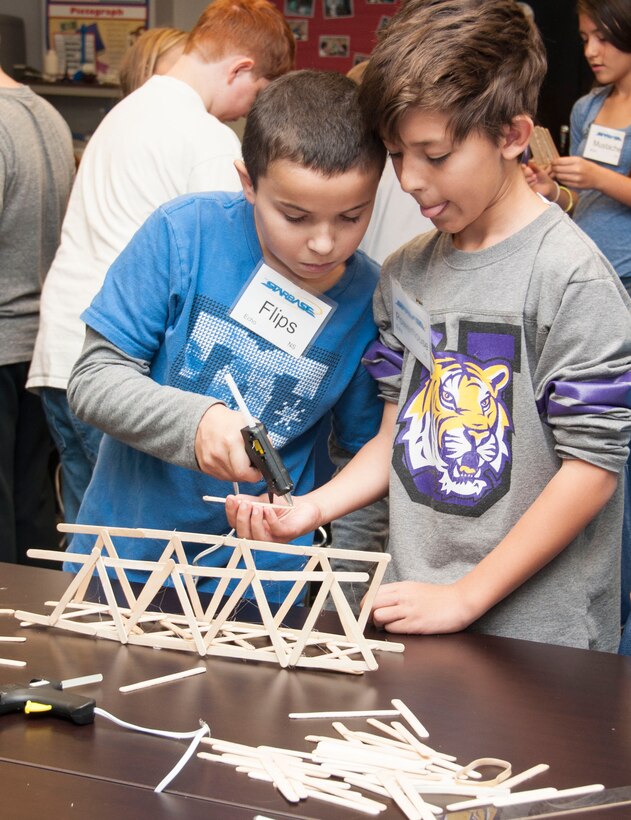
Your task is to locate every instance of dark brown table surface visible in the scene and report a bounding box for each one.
[1,561,631,819]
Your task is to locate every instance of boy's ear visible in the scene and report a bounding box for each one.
[500,115,533,160]
[235,159,256,203]
[227,56,255,84]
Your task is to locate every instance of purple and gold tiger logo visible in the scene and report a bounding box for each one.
[396,352,513,510]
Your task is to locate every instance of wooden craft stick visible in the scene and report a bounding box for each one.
[259,752,302,803]
[0,636,26,643]
[119,666,206,693]
[290,709,400,719]
[0,609,15,615]
[332,721,365,746]
[522,784,603,801]
[203,494,293,512]
[342,773,391,797]
[378,772,425,820]
[301,785,383,815]
[0,657,26,667]
[498,762,549,790]
[446,794,506,811]
[392,699,430,739]
[492,787,559,806]
[395,771,442,817]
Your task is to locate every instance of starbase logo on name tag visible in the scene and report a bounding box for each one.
[230,262,337,357]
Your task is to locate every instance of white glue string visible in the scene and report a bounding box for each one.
[154,721,210,793]
[94,706,207,740]
[94,707,210,793]
[192,481,241,568]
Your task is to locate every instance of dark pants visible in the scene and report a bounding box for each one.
[0,362,59,564]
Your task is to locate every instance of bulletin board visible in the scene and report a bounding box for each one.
[46,2,149,81]
[271,0,401,73]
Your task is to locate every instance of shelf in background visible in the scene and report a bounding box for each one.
[29,82,122,99]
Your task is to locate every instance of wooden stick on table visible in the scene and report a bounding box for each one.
[119,666,206,693]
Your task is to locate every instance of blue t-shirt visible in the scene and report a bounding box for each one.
[571,85,631,281]
[67,192,383,601]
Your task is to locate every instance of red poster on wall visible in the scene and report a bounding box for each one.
[270,0,401,73]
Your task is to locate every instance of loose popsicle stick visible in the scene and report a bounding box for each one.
[395,771,442,817]
[391,699,430,739]
[61,673,104,689]
[290,709,400,720]
[332,721,366,746]
[0,657,26,667]
[343,773,391,798]
[0,609,15,615]
[352,730,425,753]
[492,784,603,808]
[498,762,549,790]
[447,792,512,811]
[119,666,206,693]
[492,787,560,806]
[258,753,302,803]
[301,789,382,816]
[0,636,26,642]
[203,495,293,512]
[378,772,424,820]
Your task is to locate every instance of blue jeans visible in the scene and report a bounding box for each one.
[40,387,103,524]
[0,363,58,563]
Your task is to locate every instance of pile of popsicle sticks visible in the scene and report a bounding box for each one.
[18,522,403,674]
[198,699,604,818]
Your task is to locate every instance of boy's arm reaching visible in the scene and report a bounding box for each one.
[370,458,618,634]
[68,327,261,483]
[226,400,398,540]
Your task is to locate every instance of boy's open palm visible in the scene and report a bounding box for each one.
[225,495,321,542]
[195,404,262,483]
[369,581,476,635]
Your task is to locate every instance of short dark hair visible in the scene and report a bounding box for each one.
[578,0,631,53]
[242,70,386,187]
[359,0,547,145]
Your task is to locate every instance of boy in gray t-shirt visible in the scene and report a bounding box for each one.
[226,0,631,651]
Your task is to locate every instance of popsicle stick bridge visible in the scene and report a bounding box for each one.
[16,524,404,675]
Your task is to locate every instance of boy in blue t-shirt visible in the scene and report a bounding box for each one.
[66,70,386,601]
[227,1,631,650]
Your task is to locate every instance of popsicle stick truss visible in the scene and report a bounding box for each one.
[16,523,403,675]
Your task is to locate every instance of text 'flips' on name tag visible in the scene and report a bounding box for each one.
[230,262,337,358]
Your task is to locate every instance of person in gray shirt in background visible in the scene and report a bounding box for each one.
[0,59,74,563]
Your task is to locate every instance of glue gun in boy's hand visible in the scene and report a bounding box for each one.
[225,373,294,505]
[240,420,294,504]
[0,682,96,725]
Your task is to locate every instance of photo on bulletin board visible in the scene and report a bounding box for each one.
[285,0,315,17]
[323,0,354,18]
[352,51,370,66]
[270,0,400,72]
[288,20,309,41]
[377,15,391,33]
[319,35,350,57]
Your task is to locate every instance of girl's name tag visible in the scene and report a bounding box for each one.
[583,123,625,166]
[391,279,432,372]
[230,262,336,357]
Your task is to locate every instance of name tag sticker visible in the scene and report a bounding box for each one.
[230,262,337,357]
[391,279,432,372]
[583,123,625,166]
